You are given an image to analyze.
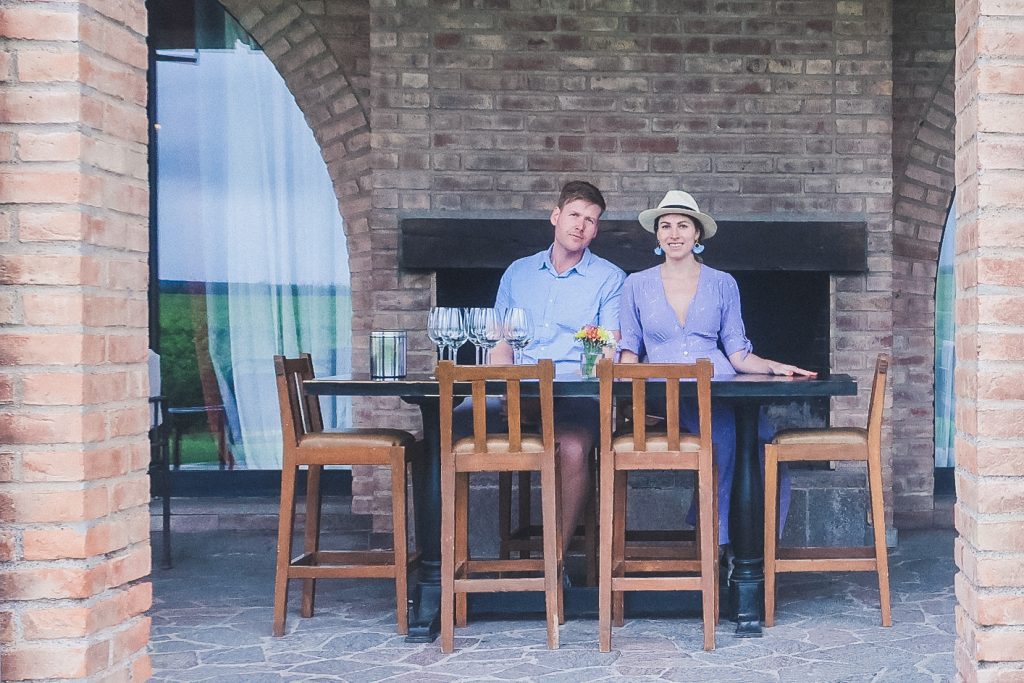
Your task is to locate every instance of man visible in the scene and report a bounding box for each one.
[486,180,626,552]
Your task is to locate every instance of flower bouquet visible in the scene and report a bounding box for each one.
[574,324,615,378]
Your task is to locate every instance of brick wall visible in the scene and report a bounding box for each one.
[0,1,153,680]
[953,0,1024,679]
[891,0,957,527]
[370,0,895,520]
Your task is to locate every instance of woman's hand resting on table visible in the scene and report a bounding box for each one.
[729,350,817,377]
[765,360,817,377]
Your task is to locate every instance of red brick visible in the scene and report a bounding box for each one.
[18,210,87,241]
[110,474,149,512]
[17,50,80,82]
[0,7,79,41]
[22,606,93,639]
[0,565,105,600]
[0,254,100,286]
[22,293,88,326]
[0,333,104,365]
[22,447,130,482]
[0,610,12,641]
[22,372,86,404]
[0,530,15,561]
[958,475,1024,515]
[978,630,1024,663]
[106,545,150,588]
[131,654,154,682]
[0,171,82,202]
[112,616,150,661]
[0,409,107,445]
[1,485,110,523]
[17,130,82,161]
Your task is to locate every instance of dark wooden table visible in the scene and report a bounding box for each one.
[305,370,857,642]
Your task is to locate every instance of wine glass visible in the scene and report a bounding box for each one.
[474,308,503,364]
[502,307,533,365]
[465,307,484,364]
[427,307,446,360]
[442,307,468,363]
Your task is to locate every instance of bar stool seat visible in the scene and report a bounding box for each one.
[273,354,420,637]
[764,353,892,628]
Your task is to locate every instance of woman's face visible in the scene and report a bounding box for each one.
[655,214,702,258]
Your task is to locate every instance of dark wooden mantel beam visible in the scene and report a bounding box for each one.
[400,217,867,273]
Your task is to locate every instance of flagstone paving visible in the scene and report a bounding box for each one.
[149,505,955,682]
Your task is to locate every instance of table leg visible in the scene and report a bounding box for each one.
[404,397,441,643]
[729,401,764,637]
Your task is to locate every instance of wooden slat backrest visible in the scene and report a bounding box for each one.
[866,353,890,448]
[274,354,324,445]
[597,358,714,458]
[437,360,556,457]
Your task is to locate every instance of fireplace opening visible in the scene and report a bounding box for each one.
[404,215,864,430]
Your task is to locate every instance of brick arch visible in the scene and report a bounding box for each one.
[890,66,956,528]
[218,0,373,334]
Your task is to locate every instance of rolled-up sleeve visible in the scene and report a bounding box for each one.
[494,266,513,315]
[617,275,644,355]
[598,269,625,332]
[718,274,753,358]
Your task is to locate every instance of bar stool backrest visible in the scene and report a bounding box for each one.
[436,359,556,457]
[866,354,890,450]
[274,354,325,447]
[597,358,714,461]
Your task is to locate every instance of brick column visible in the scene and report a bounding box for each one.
[0,2,152,680]
[953,0,1024,679]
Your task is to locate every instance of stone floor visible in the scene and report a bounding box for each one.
[149,502,956,682]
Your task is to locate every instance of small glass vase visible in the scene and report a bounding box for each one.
[580,350,601,379]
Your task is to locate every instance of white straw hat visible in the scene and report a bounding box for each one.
[638,190,718,239]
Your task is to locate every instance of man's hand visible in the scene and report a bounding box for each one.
[490,340,514,365]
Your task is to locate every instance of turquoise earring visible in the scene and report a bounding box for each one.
[692,242,705,254]
[654,245,664,256]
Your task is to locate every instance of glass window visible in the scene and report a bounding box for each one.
[935,197,956,468]
[150,0,351,469]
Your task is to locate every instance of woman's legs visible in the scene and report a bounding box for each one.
[682,401,791,546]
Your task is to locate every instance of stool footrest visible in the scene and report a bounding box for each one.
[612,575,703,592]
[622,559,703,573]
[462,558,546,574]
[775,546,878,573]
[455,576,548,593]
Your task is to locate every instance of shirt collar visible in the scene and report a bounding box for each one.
[540,246,591,277]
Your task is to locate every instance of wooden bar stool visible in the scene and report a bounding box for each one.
[272,354,419,637]
[764,353,892,627]
[597,358,718,652]
[437,359,564,653]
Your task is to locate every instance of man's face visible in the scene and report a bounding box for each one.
[550,198,602,255]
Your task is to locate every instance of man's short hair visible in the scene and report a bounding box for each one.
[557,180,606,214]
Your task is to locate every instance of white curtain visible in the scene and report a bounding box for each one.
[934,197,956,468]
[157,42,351,469]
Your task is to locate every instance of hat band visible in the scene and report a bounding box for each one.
[661,204,698,212]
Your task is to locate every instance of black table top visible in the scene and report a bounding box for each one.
[305,371,857,400]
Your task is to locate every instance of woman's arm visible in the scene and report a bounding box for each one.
[619,349,639,364]
[728,350,816,377]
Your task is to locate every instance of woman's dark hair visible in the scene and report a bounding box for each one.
[557,180,606,214]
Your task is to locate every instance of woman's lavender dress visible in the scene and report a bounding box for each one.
[619,265,791,545]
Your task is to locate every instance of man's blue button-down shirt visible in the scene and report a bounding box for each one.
[495,246,625,378]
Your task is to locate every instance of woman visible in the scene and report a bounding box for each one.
[618,190,816,545]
